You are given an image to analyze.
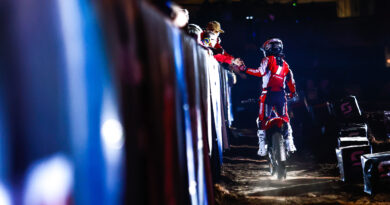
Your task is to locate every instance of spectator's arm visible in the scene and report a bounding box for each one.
[212,41,235,64]
[214,52,234,64]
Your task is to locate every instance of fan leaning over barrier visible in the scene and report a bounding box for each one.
[200,21,244,67]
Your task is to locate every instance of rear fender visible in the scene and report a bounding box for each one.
[264,117,288,130]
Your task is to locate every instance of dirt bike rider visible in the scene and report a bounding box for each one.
[238,38,297,156]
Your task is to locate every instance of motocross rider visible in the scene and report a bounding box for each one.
[239,38,297,156]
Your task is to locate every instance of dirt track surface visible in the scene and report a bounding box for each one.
[215,136,390,205]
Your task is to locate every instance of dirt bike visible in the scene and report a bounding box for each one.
[241,94,297,180]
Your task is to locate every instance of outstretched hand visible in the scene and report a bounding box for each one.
[230,58,246,72]
[232,58,244,66]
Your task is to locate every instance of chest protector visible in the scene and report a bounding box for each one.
[267,56,289,92]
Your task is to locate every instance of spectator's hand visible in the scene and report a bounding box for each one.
[229,59,246,72]
[207,48,213,55]
[236,58,246,72]
[232,58,244,66]
[200,46,213,56]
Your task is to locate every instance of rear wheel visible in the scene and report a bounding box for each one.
[268,150,276,176]
[271,131,287,180]
[277,161,286,180]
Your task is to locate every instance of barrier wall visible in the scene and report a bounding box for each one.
[113,2,231,204]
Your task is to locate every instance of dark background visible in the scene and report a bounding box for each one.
[174,0,390,129]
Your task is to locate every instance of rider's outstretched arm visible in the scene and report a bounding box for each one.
[245,57,268,77]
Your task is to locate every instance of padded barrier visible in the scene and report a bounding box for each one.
[336,145,370,182]
[361,152,390,195]
[339,123,368,137]
[338,137,369,147]
[333,96,363,123]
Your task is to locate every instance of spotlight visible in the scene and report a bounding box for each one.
[101,119,124,150]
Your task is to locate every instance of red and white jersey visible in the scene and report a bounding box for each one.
[246,56,296,93]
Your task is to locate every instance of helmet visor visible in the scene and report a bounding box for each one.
[270,41,282,49]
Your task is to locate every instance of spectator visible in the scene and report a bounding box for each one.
[186,24,203,45]
[161,1,189,28]
[201,21,243,67]
[170,5,189,28]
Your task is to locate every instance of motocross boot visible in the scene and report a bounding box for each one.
[285,123,297,153]
[257,129,267,156]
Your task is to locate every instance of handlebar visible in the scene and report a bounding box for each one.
[241,93,299,104]
[241,98,259,104]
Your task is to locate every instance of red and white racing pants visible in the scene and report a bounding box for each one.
[258,90,290,130]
